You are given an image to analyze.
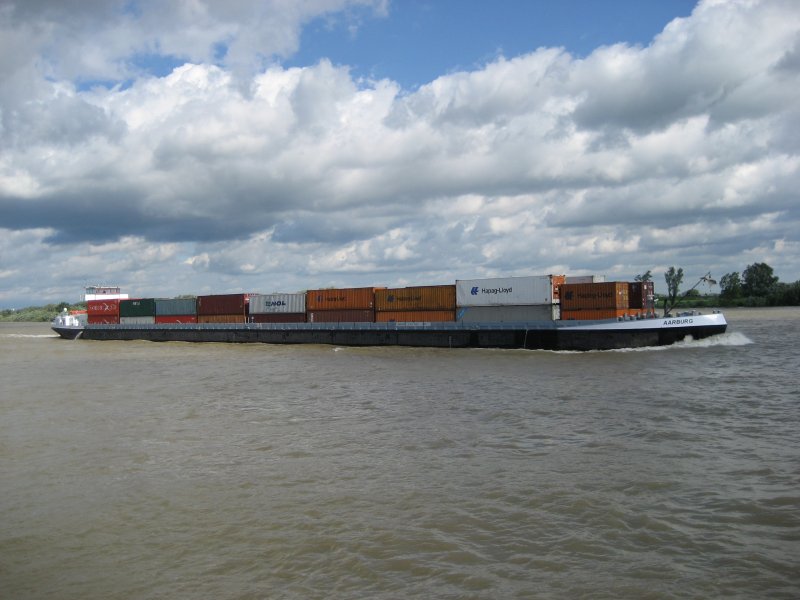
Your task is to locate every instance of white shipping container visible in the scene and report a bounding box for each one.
[119,316,156,325]
[456,276,557,307]
[249,293,306,314]
[565,275,606,284]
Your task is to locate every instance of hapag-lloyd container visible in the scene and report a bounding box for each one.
[306,288,378,311]
[197,294,249,316]
[307,309,375,323]
[375,310,456,323]
[565,275,606,284]
[560,282,629,310]
[375,286,456,311]
[249,293,306,314]
[456,275,564,307]
[155,298,197,316]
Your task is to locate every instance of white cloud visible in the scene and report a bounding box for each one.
[1,0,799,306]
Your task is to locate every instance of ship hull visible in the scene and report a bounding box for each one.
[54,313,727,351]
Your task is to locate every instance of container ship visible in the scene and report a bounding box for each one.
[51,277,727,351]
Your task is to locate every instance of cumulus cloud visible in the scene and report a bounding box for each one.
[0,0,798,305]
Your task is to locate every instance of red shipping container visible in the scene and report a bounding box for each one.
[628,281,655,310]
[250,313,306,323]
[196,294,249,316]
[307,309,375,323]
[87,314,119,324]
[560,282,629,310]
[155,315,198,324]
[87,299,121,316]
[561,308,644,321]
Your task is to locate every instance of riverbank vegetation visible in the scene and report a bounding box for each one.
[0,302,86,322]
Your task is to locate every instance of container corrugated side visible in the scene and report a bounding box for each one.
[155,298,197,316]
[88,315,119,324]
[456,276,560,307]
[197,294,248,316]
[560,282,629,310]
[306,288,379,311]
[560,308,644,321]
[307,309,375,323]
[250,313,307,323]
[87,299,120,316]
[155,315,198,324]
[120,298,157,317]
[249,293,306,314]
[375,310,456,322]
[628,282,655,310]
[375,285,456,311]
[198,314,247,323]
[119,316,156,324]
[457,304,559,323]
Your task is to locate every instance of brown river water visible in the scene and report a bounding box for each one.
[1,308,798,599]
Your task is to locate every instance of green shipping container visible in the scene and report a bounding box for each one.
[119,298,157,317]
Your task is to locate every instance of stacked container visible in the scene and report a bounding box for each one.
[565,275,606,284]
[455,275,565,323]
[87,299,120,324]
[375,285,456,322]
[197,293,249,323]
[119,299,156,325]
[305,287,378,323]
[628,281,655,314]
[155,298,198,324]
[560,282,637,320]
[249,293,306,323]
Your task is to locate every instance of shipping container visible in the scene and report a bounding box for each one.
[198,314,247,323]
[565,275,606,284]
[560,308,644,321]
[375,285,456,311]
[155,315,198,324]
[119,316,156,325]
[87,314,119,324]
[249,293,306,314]
[197,294,248,316]
[250,313,307,324]
[307,309,375,323]
[155,298,197,316]
[306,287,378,311]
[375,310,456,323]
[628,281,655,310]
[457,304,560,323]
[87,299,121,316]
[119,298,157,318]
[456,275,563,307]
[560,282,629,310]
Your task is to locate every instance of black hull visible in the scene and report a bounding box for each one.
[62,319,728,351]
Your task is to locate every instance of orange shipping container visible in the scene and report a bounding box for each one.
[551,274,566,302]
[560,282,629,310]
[375,285,456,311]
[197,314,246,323]
[375,310,456,323]
[561,308,644,321]
[305,287,379,311]
[307,309,375,323]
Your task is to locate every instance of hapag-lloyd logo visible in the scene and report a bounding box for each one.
[471,286,513,296]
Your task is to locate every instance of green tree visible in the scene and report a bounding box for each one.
[663,266,684,316]
[742,262,778,297]
[634,270,652,282]
[719,271,742,299]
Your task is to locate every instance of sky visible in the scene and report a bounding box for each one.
[1,0,798,307]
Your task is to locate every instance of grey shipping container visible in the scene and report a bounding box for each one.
[457,304,560,323]
[249,293,306,314]
[155,298,197,316]
[119,316,156,325]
